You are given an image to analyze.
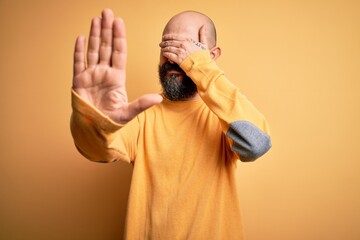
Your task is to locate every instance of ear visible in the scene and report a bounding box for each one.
[210,46,221,60]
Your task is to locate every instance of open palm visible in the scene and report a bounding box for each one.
[72,9,162,123]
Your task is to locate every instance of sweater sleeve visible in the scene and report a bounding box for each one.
[70,90,137,163]
[180,50,272,162]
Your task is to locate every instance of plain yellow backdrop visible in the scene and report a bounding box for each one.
[1,0,359,239]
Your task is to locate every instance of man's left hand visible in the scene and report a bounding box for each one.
[159,26,208,65]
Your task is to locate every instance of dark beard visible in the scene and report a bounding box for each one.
[158,62,197,101]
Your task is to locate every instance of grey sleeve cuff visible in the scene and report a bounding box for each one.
[226,121,272,162]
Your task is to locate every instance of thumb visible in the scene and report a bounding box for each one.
[199,25,208,48]
[119,94,163,123]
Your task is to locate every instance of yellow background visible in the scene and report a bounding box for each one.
[1,0,359,239]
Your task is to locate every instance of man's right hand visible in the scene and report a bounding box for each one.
[72,9,162,124]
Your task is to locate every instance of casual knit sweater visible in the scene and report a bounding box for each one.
[71,50,271,239]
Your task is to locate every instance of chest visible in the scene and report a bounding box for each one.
[148,105,222,148]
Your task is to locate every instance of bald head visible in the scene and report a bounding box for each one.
[163,11,217,48]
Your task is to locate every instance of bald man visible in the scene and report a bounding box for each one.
[71,9,271,239]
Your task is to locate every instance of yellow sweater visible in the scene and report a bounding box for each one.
[71,50,271,239]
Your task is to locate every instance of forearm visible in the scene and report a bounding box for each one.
[181,51,272,161]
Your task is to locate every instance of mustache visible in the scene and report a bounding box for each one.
[159,62,184,75]
[158,61,198,101]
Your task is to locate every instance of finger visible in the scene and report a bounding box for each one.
[159,40,169,47]
[159,40,183,48]
[99,9,114,64]
[73,35,86,77]
[161,45,175,56]
[162,34,187,41]
[120,94,163,123]
[112,18,127,70]
[161,46,179,54]
[161,50,180,64]
[87,17,101,67]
